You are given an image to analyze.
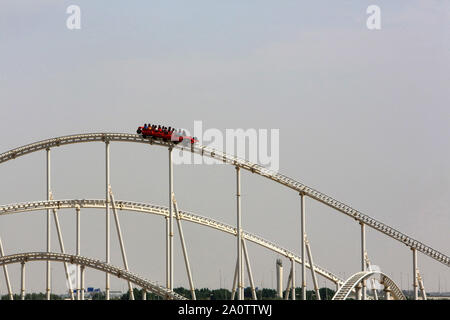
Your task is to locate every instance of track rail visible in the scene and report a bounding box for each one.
[0,199,343,285]
[332,271,405,300]
[0,133,448,267]
[0,252,186,300]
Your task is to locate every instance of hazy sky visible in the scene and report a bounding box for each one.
[0,1,449,295]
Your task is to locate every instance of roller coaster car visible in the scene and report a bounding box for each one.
[136,126,198,145]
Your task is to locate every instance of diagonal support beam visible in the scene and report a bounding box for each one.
[0,236,13,300]
[305,236,321,300]
[284,267,292,300]
[168,147,174,293]
[242,238,257,300]
[109,189,134,300]
[51,206,74,300]
[236,166,243,300]
[172,195,196,300]
[291,258,296,300]
[105,141,110,300]
[231,259,238,300]
[46,148,51,300]
[417,271,427,300]
[75,206,81,300]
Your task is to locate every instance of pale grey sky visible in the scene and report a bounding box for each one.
[0,0,449,295]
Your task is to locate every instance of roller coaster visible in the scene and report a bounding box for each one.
[0,133,448,300]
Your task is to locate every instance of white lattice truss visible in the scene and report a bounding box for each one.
[0,133,447,267]
[0,251,186,300]
[0,133,448,300]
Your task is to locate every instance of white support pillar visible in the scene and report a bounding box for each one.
[168,147,174,292]
[0,236,13,300]
[300,192,306,300]
[110,191,134,300]
[361,222,366,300]
[173,197,196,300]
[242,239,257,300]
[291,258,296,300]
[46,148,51,300]
[21,261,25,300]
[412,248,418,300]
[105,141,110,300]
[142,289,147,300]
[80,265,85,301]
[236,166,243,300]
[76,206,80,300]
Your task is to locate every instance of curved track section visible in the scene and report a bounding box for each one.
[0,199,343,285]
[332,271,405,300]
[0,133,448,267]
[0,252,186,300]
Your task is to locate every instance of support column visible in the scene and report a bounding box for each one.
[46,148,51,300]
[80,265,85,301]
[291,258,296,300]
[76,206,80,300]
[21,261,25,300]
[105,141,110,300]
[412,248,418,300]
[418,272,427,300]
[142,289,147,300]
[236,167,243,300]
[276,259,283,299]
[300,193,306,300]
[361,222,366,300]
[168,147,174,292]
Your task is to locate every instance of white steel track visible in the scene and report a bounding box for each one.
[0,133,448,268]
[332,270,405,300]
[0,251,186,300]
[0,199,343,285]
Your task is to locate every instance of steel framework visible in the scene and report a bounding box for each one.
[332,271,406,300]
[0,252,185,300]
[0,132,448,300]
